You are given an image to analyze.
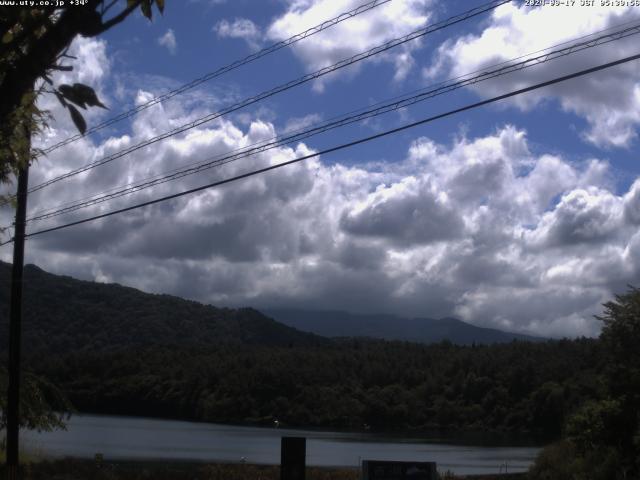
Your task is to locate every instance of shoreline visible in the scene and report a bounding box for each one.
[19,414,540,475]
[56,411,548,447]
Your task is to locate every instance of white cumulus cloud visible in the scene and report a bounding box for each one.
[266,0,432,92]
[214,18,261,50]
[158,29,177,55]
[426,3,640,148]
[6,112,639,339]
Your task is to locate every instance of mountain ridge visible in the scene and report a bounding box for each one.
[0,261,543,351]
[0,261,325,352]
[264,308,545,345]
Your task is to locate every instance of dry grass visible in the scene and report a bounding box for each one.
[1,459,360,480]
[0,458,528,479]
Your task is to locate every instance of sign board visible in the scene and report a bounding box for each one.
[362,460,437,480]
[281,436,306,480]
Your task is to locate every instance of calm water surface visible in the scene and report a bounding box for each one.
[22,415,541,475]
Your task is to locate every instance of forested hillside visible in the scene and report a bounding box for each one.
[0,262,324,352]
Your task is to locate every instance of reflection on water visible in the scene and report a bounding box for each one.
[22,414,541,475]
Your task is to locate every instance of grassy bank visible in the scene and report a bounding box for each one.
[0,458,528,480]
[2,459,358,480]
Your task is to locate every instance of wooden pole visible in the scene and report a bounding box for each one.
[281,437,306,480]
[6,164,30,480]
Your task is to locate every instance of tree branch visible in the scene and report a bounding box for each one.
[93,1,142,36]
[101,0,120,16]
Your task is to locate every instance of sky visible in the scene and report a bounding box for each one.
[2,0,640,338]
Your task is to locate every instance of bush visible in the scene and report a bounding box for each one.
[528,439,625,480]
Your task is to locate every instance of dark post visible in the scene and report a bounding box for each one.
[280,436,306,480]
[6,165,30,480]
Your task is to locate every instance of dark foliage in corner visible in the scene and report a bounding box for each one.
[529,286,640,479]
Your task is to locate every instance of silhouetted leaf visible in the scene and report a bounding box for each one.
[57,83,107,110]
[58,84,86,109]
[67,104,86,134]
[156,0,165,14]
[141,0,152,20]
[71,83,107,109]
[54,92,67,107]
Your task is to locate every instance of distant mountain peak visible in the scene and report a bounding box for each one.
[263,308,545,345]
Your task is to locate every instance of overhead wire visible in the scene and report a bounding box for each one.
[21,0,511,197]
[38,0,393,156]
[32,14,640,216]
[22,20,640,223]
[0,51,635,246]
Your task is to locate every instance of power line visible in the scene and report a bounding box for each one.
[24,20,640,223]
[4,16,638,230]
[1,51,635,246]
[33,15,640,219]
[38,0,392,156]
[23,0,511,196]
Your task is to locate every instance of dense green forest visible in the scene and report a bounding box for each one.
[26,339,601,439]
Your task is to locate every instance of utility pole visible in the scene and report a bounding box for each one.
[6,162,30,480]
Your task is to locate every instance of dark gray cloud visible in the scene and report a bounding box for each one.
[119,216,261,261]
[335,240,387,271]
[450,252,536,289]
[30,220,123,254]
[623,180,640,225]
[532,188,622,247]
[340,178,465,246]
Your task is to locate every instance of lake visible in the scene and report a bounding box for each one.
[21,414,541,475]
